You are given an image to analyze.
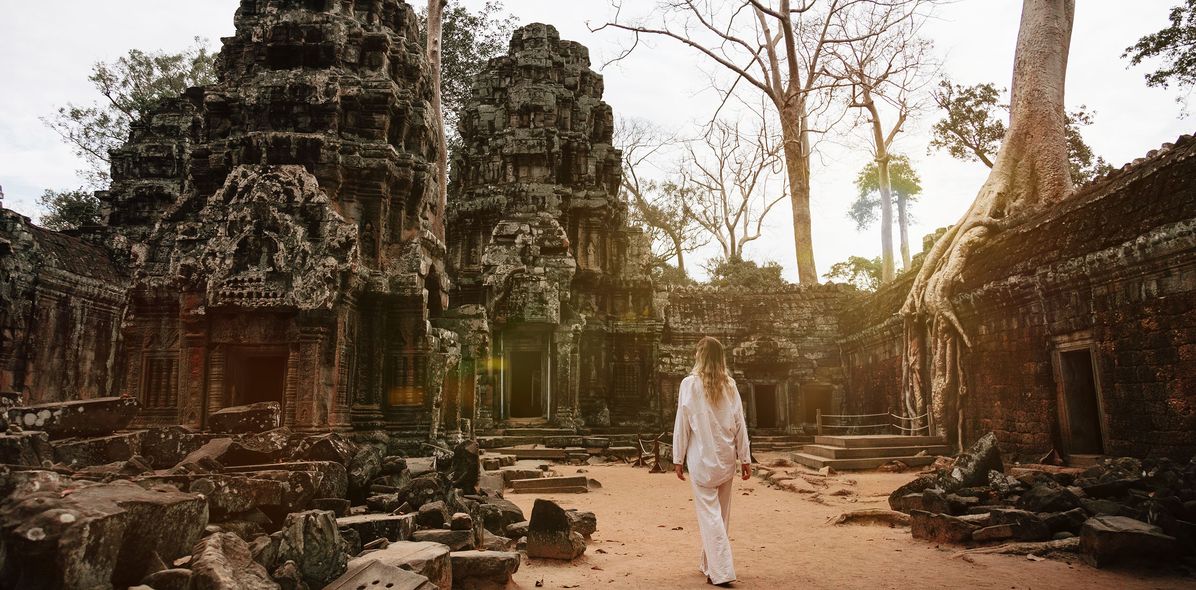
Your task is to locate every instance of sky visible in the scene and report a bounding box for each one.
[0,0,1189,282]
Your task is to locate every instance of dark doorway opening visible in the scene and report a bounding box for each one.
[227,350,288,408]
[1059,349,1104,455]
[509,350,544,418]
[803,385,832,425]
[754,385,778,428]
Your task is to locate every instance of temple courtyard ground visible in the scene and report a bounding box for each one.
[505,454,1192,589]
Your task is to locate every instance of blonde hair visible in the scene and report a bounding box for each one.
[692,336,731,405]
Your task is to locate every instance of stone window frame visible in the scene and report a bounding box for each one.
[1050,332,1110,456]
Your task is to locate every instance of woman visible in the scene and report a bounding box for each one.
[672,336,752,587]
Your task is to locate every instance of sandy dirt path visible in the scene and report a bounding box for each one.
[502,459,1191,590]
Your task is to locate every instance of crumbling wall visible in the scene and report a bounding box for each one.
[840,135,1196,460]
[0,211,126,402]
[660,285,855,430]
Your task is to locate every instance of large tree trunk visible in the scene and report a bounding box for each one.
[900,0,1074,447]
[780,101,818,284]
[427,0,448,236]
[898,193,911,269]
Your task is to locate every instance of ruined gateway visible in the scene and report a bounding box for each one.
[1,0,1194,463]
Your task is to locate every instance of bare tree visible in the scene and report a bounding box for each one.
[595,0,928,284]
[680,116,787,262]
[615,118,708,274]
[428,0,449,234]
[829,3,934,278]
[901,0,1074,446]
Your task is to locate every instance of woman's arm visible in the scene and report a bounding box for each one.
[731,380,751,470]
[672,380,691,480]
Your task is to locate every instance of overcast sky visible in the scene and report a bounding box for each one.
[0,0,1189,281]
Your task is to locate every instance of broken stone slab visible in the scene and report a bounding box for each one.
[314,497,352,517]
[324,560,436,590]
[290,433,382,502]
[451,512,474,531]
[336,513,417,545]
[208,402,281,434]
[1017,482,1081,513]
[276,509,349,587]
[225,461,349,499]
[140,426,219,468]
[986,508,1051,541]
[476,497,526,535]
[0,430,53,466]
[411,528,475,551]
[349,541,452,590]
[51,430,145,468]
[417,500,450,528]
[479,470,505,496]
[526,498,586,560]
[1080,515,1179,567]
[567,509,597,538]
[505,520,529,538]
[482,530,517,551]
[0,476,208,588]
[510,475,588,493]
[498,466,544,484]
[6,396,139,439]
[451,550,521,584]
[1043,508,1089,535]
[190,532,280,590]
[136,471,317,519]
[909,510,980,545]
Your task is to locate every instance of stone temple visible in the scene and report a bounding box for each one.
[1,0,1194,466]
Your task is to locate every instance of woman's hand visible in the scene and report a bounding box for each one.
[741,463,752,481]
[675,464,686,481]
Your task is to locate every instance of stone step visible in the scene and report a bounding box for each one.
[477,436,546,449]
[499,428,576,436]
[813,434,945,449]
[789,451,939,471]
[801,444,951,460]
[490,447,589,461]
[509,475,589,493]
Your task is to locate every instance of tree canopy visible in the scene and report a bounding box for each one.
[42,39,217,189]
[850,155,923,231]
[823,256,883,292]
[705,256,788,290]
[929,79,1113,185]
[36,189,102,231]
[1124,0,1196,93]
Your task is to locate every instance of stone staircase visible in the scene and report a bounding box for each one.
[790,434,949,470]
[750,431,813,453]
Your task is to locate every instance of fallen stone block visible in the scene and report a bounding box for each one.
[417,500,450,528]
[141,567,192,590]
[505,520,529,538]
[567,509,597,538]
[476,497,525,535]
[910,510,980,545]
[451,512,474,531]
[208,402,281,434]
[6,396,139,439]
[190,532,279,589]
[324,560,435,590]
[0,430,53,466]
[510,475,588,493]
[0,477,207,589]
[411,528,475,550]
[451,550,520,584]
[51,430,145,468]
[337,513,417,545]
[290,433,381,501]
[226,461,348,500]
[136,471,317,519]
[1018,482,1081,513]
[349,541,452,590]
[140,426,218,468]
[527,498,586,560]
[314,497,352,517]
[986,508,1051,541]
[482,530,516,551]
[276,509,349,587]
[1080,515,1179,568]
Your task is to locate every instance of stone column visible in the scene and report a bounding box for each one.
[178,293,207,429]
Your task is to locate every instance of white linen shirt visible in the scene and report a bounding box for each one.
[672,374,752,488]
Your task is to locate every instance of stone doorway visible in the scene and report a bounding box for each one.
[226,347,288,408]
[754,384,778,428]
[509,349,545,419]
[1057,348,1105,455]
[802,384,833,425]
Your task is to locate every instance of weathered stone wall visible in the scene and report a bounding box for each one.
[660,285,855,431]
[840,136,1196,460]
[0,211,127,402]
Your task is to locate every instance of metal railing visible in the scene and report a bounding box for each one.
[815,408,933,436]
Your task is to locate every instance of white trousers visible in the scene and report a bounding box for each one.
[690,476,735,584]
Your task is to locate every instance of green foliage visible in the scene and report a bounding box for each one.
[652,263,696,286]
[929,80,1006,168]
[849,155,922,231]
[36,188,102,231]
[426,1,518,144]
[43,38,217,189]
[929,79,1114,185]
[1124,0,1196,92]
[705,256,788,290]
[823,256,882,292]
